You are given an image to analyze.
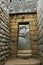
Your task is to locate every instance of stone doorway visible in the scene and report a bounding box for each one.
[10,14,38,58]
[18,22,31,50]
[17,22,32,58]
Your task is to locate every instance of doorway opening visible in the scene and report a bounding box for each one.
[17,22,32,58]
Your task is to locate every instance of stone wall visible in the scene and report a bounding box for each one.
[37,0,43,64]
[10,13,38,57]
[9,0,37,13]
[0,2,11,65]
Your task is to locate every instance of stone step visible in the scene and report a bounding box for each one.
[17,53,32,58]
[17,50,32,58]
[18,50,32,54]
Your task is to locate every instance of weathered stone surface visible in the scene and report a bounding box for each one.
[9,0,38,13]
[31,36,38,41]
[32,44,38,50]
[38,45,43,52]
[11,28,18,33]
[32,50,38,55]
[0,2,10,63]
[37,0,43,64]
[29,21,37,26]
[10,14,37,55]
[4,58,41,65]
[31,41,38,45]
[30,26,37,31]
[30,31,38,36]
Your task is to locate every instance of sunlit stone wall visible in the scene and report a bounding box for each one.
[10,13,38,57]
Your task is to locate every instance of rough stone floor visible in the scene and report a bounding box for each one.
[4,58,40,65]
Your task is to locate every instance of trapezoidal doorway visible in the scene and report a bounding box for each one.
[17,22,32,58]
